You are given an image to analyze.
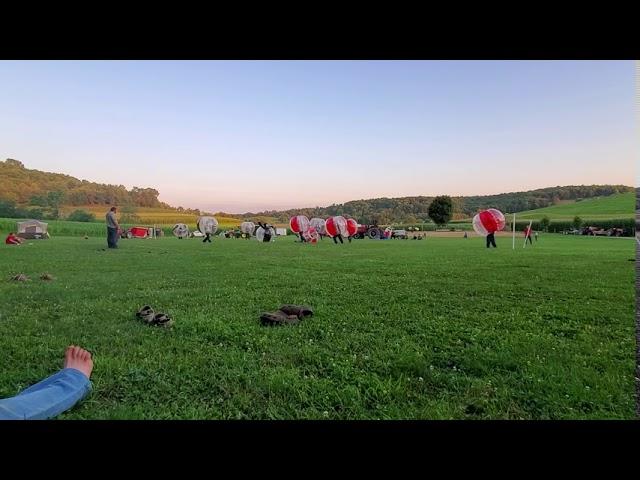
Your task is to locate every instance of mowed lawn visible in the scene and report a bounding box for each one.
[514,192,634,220]
[0,234,635,419]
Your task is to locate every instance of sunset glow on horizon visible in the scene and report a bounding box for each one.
[0,60,635,213]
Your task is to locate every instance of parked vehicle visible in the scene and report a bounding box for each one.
[582,226,624,237]
[352,224,385,239]
[391,229,408,239]
[120,226,154,239]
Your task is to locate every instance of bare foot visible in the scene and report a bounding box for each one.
[64,345,94,379]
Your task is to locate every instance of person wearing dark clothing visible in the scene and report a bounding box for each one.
[298,232,306,243]
[203,233,212,243]
[333,234,344,244]
[257,222,273,242]
[105,207,119,249]
[524,226,533,245]
[486,232,497,248]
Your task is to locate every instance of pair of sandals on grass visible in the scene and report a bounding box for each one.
[260,305,313,326]
[135,304,312,328]
[136,306,173,328]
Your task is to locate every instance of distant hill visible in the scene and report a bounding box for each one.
[0,158,207,222]
[510,192,634,220]
[0,158,176,209]
[0,158,633,225]
[232,185,634,224]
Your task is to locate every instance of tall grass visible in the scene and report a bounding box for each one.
[0,217,241,237]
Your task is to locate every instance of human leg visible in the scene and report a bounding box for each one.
[0,346,93,420]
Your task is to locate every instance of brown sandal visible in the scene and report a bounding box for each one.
[260,310,300,326]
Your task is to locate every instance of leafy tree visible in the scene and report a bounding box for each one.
[540,216,551,232]
[0,200,19,217]
[67,209,96,222]
[29,194,48,207]
[428,196,453,227]
[572,216,582,230]
[119,204,139,224]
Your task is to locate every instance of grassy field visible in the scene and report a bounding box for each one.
[0,217,244,237]
[57,206,246,227]
[514,192,634,220]
[0,234,635,419]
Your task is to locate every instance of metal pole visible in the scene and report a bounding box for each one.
[512,214,515,249]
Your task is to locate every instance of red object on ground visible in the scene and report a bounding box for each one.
[5,234,20,245]
[129,227,149,238]
[302,226,319,244]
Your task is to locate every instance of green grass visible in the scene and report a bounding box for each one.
[0,217,242,237]
[514,192,635,220]
[0,234,634,419]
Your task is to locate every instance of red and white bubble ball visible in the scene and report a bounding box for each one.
[346,218,358,237]
[325,216,348,237]
[310,217,327,235]
[289,215,310,234]
[302,226,319,244]
[472,209,505,236]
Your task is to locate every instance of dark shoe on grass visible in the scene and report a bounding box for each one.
[278,304,313,319]
[152,313,173,328]
[260,310,300,326]
[136,305,155,324]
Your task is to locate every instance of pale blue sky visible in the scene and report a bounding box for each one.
[0,60,635,213]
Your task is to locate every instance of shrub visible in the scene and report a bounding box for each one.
[67,210,96,222]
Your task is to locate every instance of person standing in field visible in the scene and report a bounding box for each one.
[535,231,538,242]
[524,225,533,245]
[105,206,120,249]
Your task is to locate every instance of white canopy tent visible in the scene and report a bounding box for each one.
[17,220,49,239]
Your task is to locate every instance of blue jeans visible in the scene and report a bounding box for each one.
[0,368,92,420]
[107,227,118,248]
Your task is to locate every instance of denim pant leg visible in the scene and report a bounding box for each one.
[0,368,92,420]
[107,227,118,248]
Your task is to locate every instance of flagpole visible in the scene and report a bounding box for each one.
[512,214,515,250]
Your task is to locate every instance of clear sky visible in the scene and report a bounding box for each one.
[0,60,636,213]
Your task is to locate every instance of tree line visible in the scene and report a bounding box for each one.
[0,159,168,208]
[234,185,633,224]
[1,159,633,225]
